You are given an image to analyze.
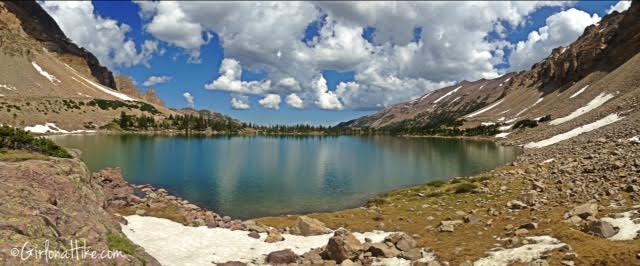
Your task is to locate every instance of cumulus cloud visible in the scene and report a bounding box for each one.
[182,92,194,108]
[142,75,173,87]
[138,1,583,110]
[230,95,250,110]
[607,1,632,14]
[286,93,304,109]
[508,8,601,71]
[205,58,272,94]
[258,94,281,110]
[39,1,159,69]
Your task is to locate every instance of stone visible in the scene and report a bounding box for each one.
[217,261,247,266]
[507,200,528,210]
[463,214,481,224]
[265,230,284,243]
[515,228,529,236]
[266,249,298,264]
[367,243,401,258]
[565,215,582,225]
[248,231,260,239]
[519,222,538,230]
[583,220,618,238]
[400,248,423,260]
[292,216,332,236]
[384,232,417,252]
[438,220,463,232]
[341,259,361,266]
[569,203,598,219]
[529,259,549,266]
[321,229,363,263]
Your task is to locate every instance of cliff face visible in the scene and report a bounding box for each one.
[339,2,640,132]
[3,1,116,89]
[115,76,166,106]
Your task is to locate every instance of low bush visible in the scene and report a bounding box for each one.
[0,125,71,158]
[426,180,446,187]
[454,183,478,194]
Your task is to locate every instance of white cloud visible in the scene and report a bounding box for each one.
[142,75,173,87]
[138,1,579,110]
[286,93,304,109]
[230,95,250,110]
[607,1,632,14]
[39,1,159,69]
[258,94,281,110]
[182,92,194,108]
[508,8,601,71]
[205,58,272,94]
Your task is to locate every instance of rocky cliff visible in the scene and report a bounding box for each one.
[2,1,116,89]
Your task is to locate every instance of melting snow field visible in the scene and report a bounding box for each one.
[549,92,614,125]
[601,210,640,241]
[466,99,504,118]
[495,132,511,138]
[515,98,543,117]
[569,85,589,99]
[433,86,462,104]
[63,63,135,101]
[525,113,623,148]
[630,136,640,144]
[24,123,95,134]
[473,236,567,266]
[122,215,397,265]
[31,62,60,83]
[0,84,17,91]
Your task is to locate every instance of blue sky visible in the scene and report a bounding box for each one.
[43,1,627,125]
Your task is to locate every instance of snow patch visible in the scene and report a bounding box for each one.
[450,96,461,103]
[504,77,511,83]
[498,125,513,131]
[601,210,640,241]
[515,98,543,117]
[497,109,510,115]
[542,159,555,164]
[31,62,60,83]
[466,99,504,118]
[495,132,511,138]
[24,123,94,134]
[0,84,17,91]
[525,113,623,148]
[629,136,640,144]
[433,86,462,104]
[473,236,567,266]
[478,84,485,90]
[481,122,495,126]
[569,85,589,99]
[550,92,614,125]
[504,118,518,124]
[77,92,92,98]
[72,73,135,101]
[122,215,394,265]
[497,117,505,122]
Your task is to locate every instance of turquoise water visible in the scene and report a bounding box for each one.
[51,134,520,219]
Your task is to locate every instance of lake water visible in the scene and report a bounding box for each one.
[51,134,521,219]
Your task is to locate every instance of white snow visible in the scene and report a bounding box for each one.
[569,85,589,99]
[495,132,511,138]
[466,99,504,118]
[418,92,432,101]
[515,98,543,117]
[504,77,511,83]
[504,118,518,124]
[23,123,94,134]
[481,122,495,126]
[542,159,555,164]
[497,109,510,115]
[433,86,462,104]
[498,125,513,131]
[473,236,567,266]
[122,215,395,265]
[549,92,614,125]
[31,62,60,83]
[497,117,505,122]
[525,113,623,148]
[73,73,135,101]
[629,136,640,144]
[450,96,461,103]
[601,210,640,241]
[498,83,503,87]
[77,92,92,98]
[478,84,485,90]
[0,84,17,91]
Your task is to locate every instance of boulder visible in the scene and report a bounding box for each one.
[583,220,618,238]
[384,232,417,252]
[438,220,463,232]
[568,203,598,219]
[367,243,401,258]
[321,229,363,263]
[217,261,247,266]
[265,230,284,243]
[400,248,423,260]
[292,216,332,236]
[266,249,298,264]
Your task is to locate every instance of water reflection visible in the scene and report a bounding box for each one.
[51,135,521,219]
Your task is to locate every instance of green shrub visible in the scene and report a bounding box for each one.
[426,180,445,187]
[0,126,71,158]
[107,233,136,255]
[454,183,478,194]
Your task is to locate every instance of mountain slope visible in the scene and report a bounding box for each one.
[0,1,236,132]
[338,2,640,147]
